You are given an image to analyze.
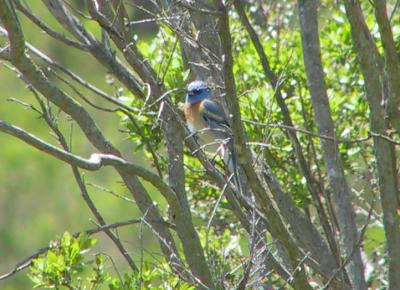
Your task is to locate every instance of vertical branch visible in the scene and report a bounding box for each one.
[232,2,350,288]
[343,1,400,288]
[233,0,334,247]
[161,106,215,289]
[214,2,313,289]
[184,3,222,83]
[297,1,366,289]
[374,0,400,135]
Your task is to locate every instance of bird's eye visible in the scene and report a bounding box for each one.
[189,89,199,96]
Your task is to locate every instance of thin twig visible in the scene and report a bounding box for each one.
[14,0,88,50]
[390,0,400,21]
[49,68,119,112]
[175,0,223,16]
[87,182,136,204]
[244,120,372,144]
[125,16,181,26]
[25,43,141,114]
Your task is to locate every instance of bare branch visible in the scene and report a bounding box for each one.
[14,0,88,50]
[25,42,140,114]
[244,120,372,144]
[343,1,400,288]
[175,1,223,16]
[39,0,145,98]
[231,2,348,287]
[298,0,365,288]
[231,5,348,286]
[373,0,400,134]
[216,2,312,289]
[0,119,180,206]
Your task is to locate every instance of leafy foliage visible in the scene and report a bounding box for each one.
[28,232,197,289]
[29,232,96,289]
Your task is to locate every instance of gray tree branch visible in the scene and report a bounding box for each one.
[298,0,366,289]
[343,0,400,288]
[215,2,313,289]
[373,0,400,135]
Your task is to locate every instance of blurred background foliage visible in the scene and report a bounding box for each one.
[1,0,399,288]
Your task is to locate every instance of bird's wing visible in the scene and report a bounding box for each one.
[199,99,230,129]
[200,99,240,190]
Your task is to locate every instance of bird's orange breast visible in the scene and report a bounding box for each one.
[184,102,206,133]
[184,101,224,153]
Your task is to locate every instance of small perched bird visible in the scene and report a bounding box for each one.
[184,80,240,188]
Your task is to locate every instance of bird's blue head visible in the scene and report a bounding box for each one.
[186,80,211,104]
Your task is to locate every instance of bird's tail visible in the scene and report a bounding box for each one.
[225,138,242,194]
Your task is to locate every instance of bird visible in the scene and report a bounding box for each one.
[184,80,240,189]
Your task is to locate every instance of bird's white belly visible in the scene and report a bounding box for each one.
[188,120,226,155]
[187,122,197,134]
